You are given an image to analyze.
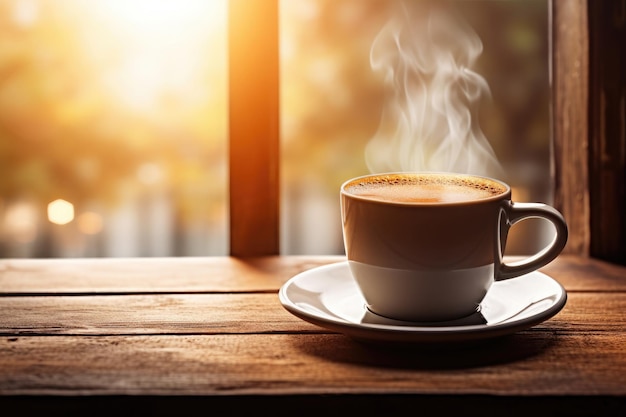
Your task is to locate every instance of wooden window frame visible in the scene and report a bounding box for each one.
[228,0,279,256]
[229,0,626,265]
[551,0,590,256]
[553,0,625,264]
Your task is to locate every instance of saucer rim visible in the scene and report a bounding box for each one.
[278,261,567,344]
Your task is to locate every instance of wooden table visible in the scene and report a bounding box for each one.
[1,255,625,416]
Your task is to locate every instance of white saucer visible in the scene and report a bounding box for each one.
[279,261,567,345]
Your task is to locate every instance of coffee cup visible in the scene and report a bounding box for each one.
[340,172,568,322]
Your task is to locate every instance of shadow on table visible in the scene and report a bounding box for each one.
[290,331,557,369]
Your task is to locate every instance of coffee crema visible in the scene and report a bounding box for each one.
[344,174,506,204]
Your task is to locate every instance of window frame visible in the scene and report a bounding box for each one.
[228,0,626,265]
[228,0,279,256]
[552,0,625,264]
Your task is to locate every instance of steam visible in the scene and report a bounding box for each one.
[365,1,503,178]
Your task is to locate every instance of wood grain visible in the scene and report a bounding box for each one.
[0,293,319,336]
[540,254,626,291]
[0,255,623,294]
[0,292,623,336]
[1,333,625,396]
[0,256,342,294]
[551,0,590,256]
[0,255,624,416]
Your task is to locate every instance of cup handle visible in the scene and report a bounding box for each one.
[497,202,568,281]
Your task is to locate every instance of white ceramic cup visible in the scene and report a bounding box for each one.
[340,172,568,322]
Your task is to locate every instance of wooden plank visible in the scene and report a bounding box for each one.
[0,292,623,336]
[588,0,626,265]
[1,333,624,396]
[0,256,343,294]
[0,293,320,336]
[540,254,626,292]
[0,255,624,294]
[551,0,590,256]
[228,0,280,256]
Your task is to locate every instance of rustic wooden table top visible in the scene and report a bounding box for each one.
[1,254,625,416]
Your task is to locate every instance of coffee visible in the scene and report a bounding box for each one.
[344,173,506,204]
[340,171,568,322]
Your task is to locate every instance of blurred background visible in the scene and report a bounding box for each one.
[0,0,550,258]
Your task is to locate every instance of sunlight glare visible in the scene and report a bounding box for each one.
[76,0,226,114]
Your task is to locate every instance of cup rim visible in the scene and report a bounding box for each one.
[340,171,511,206]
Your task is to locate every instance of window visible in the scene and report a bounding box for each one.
[0,0,228,257]
[1,0,559,258]
[280,0,552,255]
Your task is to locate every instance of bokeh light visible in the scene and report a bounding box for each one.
[47,199,74,225]
[77,211,104,235]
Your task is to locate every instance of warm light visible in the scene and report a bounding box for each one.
[137,163,165,185]
[3,202,38,242]
[76,0,227,114]
[77,212,104,235]
[48,199,75,225]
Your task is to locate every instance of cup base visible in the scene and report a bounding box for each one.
[364,304,485,327]
[348,261,493,322]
